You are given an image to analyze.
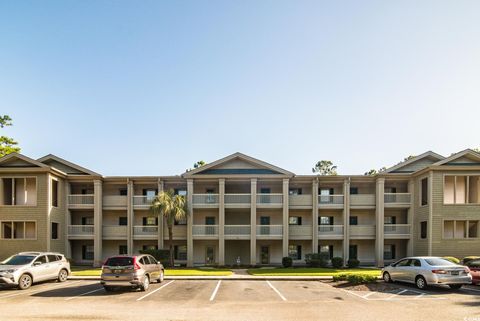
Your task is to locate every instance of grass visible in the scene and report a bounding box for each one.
[71,266,102,276]
[247,267,381,277]
[70,266,232,277]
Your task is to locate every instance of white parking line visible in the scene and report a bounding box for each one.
[266,281,287,301]
[209,281,221,301]
[136,280,175,301]
[0,280,83,299]
[386,289,407,300]
[65,287,104,301]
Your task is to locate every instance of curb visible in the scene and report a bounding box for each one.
[69,276,334,281]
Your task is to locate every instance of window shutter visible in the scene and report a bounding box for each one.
[297,245,302,260]
[392,216,396,224]
[329,245,334,260]
[142,217,147,225]
[298,217,302,225]
[329,188,334,195]
[81,217,86,225]
[329,216,334,225]
[298,188,303,195]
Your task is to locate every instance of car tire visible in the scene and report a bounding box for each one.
[140,275,150,292]
[415,276,427,290]
[103,286,114,292]
[18,274,33,290]
[58,269,68,282]
[383,272,392,283]
[158,271,164,283]
[449,284,462,290]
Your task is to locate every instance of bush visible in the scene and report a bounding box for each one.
[331,257,344,269]
[442,256,460,264]
[139,249,171,267]
[332,274,348,282]
[347,258,360,268]
[282,256,293,268]
[463,256,480,265]
[305,253,329,268]
[333,273,376,284]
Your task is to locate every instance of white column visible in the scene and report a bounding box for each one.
[343,178,350,266]
[219,179,225,266]
[407,179,414,256]
[127,180,134,255]
[64,181,71,259]
[93,180,103,267]
[250,179,257,266]
[375,178,385,267]
[282,179,289,258]
[46,174,52,252]
[428,172,434,256]
[157,179,164,249]
[187,179,194,267]
[312,179,319,253]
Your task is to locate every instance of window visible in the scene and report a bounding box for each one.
[420,221,427,239]
[260,188,271,194]
[143,189,157,201]
[469,221,478,238]
[1,177,37,206]
[349,216,358,225]
[288,245,302,260]
[47,254,59,262]
[319,188,334,203]
[289,217,302,225]
[51,179,58,207]
[174,245,187,260]
[444,175,480,204]
[384,244,396,260]
[82,245,94,260]
[319,245,334,260]
[81,217,94,225]
[119,245,128,255]
[1,221,36,239]
[143,217,157,226]
[51,222,59,240]
[119,188,127,196]
[139,257,149,265]
[205,217,216,225]
[289,188,302,195]
[443,220,454,239]
[174,189,187,196]
[119,217,128,226]
[142,245,158,251]
[34,255,47,265]
[421,178,428,206]
[174,218,187,225]
[444,220,478,239]
[350,187,358,195]
[349,245,358,259]
[319,216,333,225]
[384,216,396,225]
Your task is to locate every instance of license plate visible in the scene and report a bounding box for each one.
[451,271,459,276]
[114,269,122,274]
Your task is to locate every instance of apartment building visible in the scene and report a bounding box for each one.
[0,150,479,267]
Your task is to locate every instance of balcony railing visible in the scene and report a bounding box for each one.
[103,195,127,207]
[384,193,411,205]
[256,225,283,236]
[193,225,219,236]
[224,194,251,205]
[289,195,312,207]
[289,225,313,238]
[256,194,283,205]
[318,225,344,237]
[133,225,158,236]
[193,194,219,206]
[318,195,344,206]
[102,225,127,238]
[350,225,376,237]
[224,225,251,235]
[350,194,376,207]
[68,225,94,236]
[384,224,411,236]
[68,194,94,206]
[133,196,154,207]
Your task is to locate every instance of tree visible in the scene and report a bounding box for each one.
[193,160,206,169]
[474,148,480,153]
[364,167,387,176]
[403,155,416,162]
[312,160,337,175]
[0,115,20,157]
[150,189,188,267]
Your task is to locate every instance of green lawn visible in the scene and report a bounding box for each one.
[70,266,232,277]
[247,267,381,277]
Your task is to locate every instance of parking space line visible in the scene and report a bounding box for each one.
[386,289,407,300]
[362,292,376,299]
[0,280,83,299]
[266,281,287,301]
[136,280,175,302]
[209,281,221,301]
[65,288,104,301]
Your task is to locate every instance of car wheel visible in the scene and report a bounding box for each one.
[140,275,150,291]
[415,276,427,290]
[158,271,164,283]
[103,286,114,292]
[18,274,33,290]
[383,272,392,283]
[449,284,462,290]
[58,269,68,282]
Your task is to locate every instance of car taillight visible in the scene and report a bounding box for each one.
[464,267,471,273]
[432,269,447,274]
[133,257,141,270]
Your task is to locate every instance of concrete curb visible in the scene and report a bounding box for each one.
[69,275,334,281]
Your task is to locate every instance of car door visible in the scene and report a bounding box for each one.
[405,259,422,283]
[31,255,50,282]
[390,259,409,281]
[47,255,63,279]
[148,256,160,279]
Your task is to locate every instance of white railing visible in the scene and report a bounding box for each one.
[256,225,283,236]
[257,194,283,205]
[68,225,94,236]
[133,196,154,206]
[68,194,94,206]
[192,225,219,236]
[224,194,251,204]
[318,225,344,236]
[289,195,312,207]
[350,194,376,206]
[350,225,376,237]
[224,225,251,235]
[102,225,127,237]
[384,224,411,235]
[289,225,313,237]
[133,226,158,236]
[384,193,411,204]
[193,194,219,205]
[318,195,344,205]
[103,195,127,207]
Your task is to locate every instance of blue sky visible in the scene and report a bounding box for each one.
[1,1,479,176]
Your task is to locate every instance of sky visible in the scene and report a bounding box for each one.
[1,1,479,176]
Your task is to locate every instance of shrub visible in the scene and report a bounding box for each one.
[345,274,377,284]
[463,256,480,265]
[139,249,171,267]
[305,253,329,268]
[331,257,344,269]
[347,258,360,268]
[442,256,460,264]
[282,256,293,268]
[332,274,348,282]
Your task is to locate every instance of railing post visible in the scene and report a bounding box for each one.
[219,179,225,266]
[250,179,257,266]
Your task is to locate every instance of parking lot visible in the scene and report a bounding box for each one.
[0,279,479,321]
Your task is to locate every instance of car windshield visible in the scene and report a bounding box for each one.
[1,255,36,265]
[467,260,480,268]
[424,258,456,266]
[105,257,134,266]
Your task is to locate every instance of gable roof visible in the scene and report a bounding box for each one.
[37,154,101,176]
[385,151,445,174]
[183,152,294,177]
[0,153,50,168]
[432,149,480,166]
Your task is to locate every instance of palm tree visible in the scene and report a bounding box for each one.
[150,189,188,267]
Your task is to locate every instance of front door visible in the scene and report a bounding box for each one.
[261,246,269,264]
[205,246,215,265]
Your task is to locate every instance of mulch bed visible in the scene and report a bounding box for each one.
[324,280,404,292]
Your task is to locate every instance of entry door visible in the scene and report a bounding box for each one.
[261,246,270,264]
[205,247,215,265]
[260,216,270,235]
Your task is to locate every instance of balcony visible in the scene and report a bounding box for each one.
[133,226,158,239]
[384,193,411,208]
[68,225,94,239]
[102,225,127,239]
[256,225,283,239]
[384,224,411,239]
[224,194,251,208]
[318,195,344,209]
[103,195,127,208]
[350,194,376,208]
[68,195,94,209]
[193,225,219,239]
[133,196,154,209]
[350,225,376,239]
[193,194,219,208]
[257,194,283,208]
[289,195,312,208]
[224,225,251,239]
[163,225,187,240]
[318,225,344,239]
[289,225,312,239]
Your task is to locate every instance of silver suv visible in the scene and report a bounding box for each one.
[0,252,71,290]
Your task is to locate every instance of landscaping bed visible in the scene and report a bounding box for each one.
[70,266,232,277]
[247,267,381,277]
[327,280,402,292]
